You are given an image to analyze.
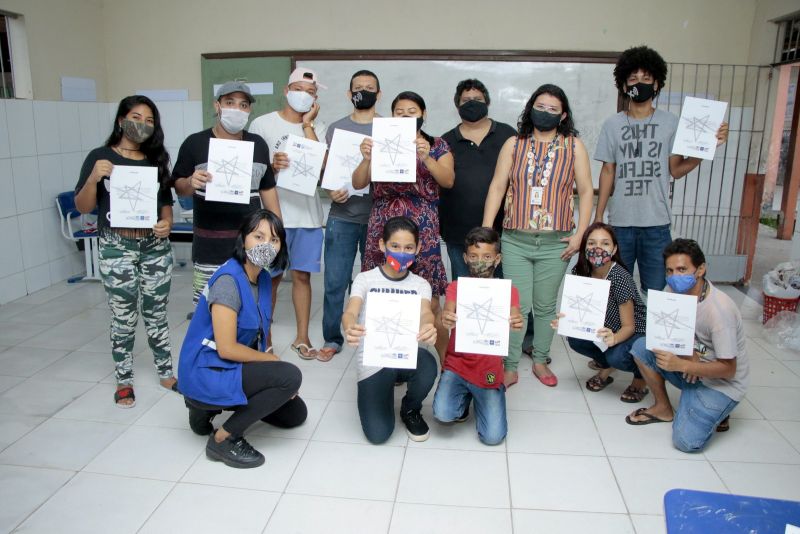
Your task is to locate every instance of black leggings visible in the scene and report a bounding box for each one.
[223,361,306,438]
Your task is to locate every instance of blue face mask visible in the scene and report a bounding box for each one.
[385,250,415,273]
[666,273,698,294]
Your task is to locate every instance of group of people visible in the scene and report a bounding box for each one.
[74,45,749,469]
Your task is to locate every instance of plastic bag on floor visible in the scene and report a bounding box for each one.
[763,274,800,299]
[762,310,800,352]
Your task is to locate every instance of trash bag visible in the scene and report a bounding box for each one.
[763,274,800,299]
[762,310,800,352]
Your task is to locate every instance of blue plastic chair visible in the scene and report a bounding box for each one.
[56,191,101,282]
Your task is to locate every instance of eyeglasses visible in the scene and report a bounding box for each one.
[533,104,561,114]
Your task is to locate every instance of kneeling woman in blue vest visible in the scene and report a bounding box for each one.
[179,209,306,469]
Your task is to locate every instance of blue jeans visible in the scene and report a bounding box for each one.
[357,348,438,444]
[433,370,507,445]
[630,338,738,453]
[446,242,503,281]
[322,217,367,351]
[567,333,644,379]
[613,225,671,294]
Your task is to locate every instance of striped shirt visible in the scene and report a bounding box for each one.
[503,135,576,232]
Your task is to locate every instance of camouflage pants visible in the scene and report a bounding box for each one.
[99,232,174,385]
[192,262,220,306]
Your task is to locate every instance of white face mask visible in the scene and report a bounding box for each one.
[219,107,249,134]
[286,90,315,113]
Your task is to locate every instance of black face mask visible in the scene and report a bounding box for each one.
[458,100,488,122]
[530,109,561,132]
[626,82,655,103]
[351,90,378,110]
[416,116,424,130]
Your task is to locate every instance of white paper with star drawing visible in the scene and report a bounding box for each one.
[321,129,370,197]
[454,277,512,356]
[557,274,611,342]
[646,290,697,356]
[370,117,417,183]
[276,134,327,196]
[363,292,421,369]
[672,96,728,160]
[205,138,254,204]
[109,165,158,228]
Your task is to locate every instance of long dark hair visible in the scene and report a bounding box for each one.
[391,91,435,146]
[105,95,171,182]
[517,84,579,139]
[573,222,626,277]
[232,209,288,271]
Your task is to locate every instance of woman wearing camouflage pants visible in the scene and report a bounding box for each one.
[75,95,178,408]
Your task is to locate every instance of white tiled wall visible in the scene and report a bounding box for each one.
[0,98,202,304]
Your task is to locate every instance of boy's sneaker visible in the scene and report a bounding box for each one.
[401,408,430,442]
[206,434,265,469]
[454,404,470,423]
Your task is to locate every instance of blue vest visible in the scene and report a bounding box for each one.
[178,259,272,406]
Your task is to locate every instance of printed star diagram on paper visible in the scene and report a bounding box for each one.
[211,155,250,186]
[682,114,716,142]
[370,312,417,348]
[458,298,507,335]
[651,308,693,338]
[291,152,317,180]
[374,133,414,165]
[337,152,362,173]
[114,181,155,211]
[566,293,604,323]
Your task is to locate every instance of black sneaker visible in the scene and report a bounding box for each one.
[186,311,194,320]
[455,404,470,423]
[400,408,430,442]
[187,406,219,436]
[206,434,265,469]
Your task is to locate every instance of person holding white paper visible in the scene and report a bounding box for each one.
[626,239,749,453]
[171,81,280,310]
[354,91,454,360]
[249,68,328,360]
[433,228,523,445]
[550,223,649,402]
[341,217,438,444]
[594,46,729,295]
[74,95,177,407]
[319,70,381,362]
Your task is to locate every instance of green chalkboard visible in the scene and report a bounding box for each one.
[200,56,292,129]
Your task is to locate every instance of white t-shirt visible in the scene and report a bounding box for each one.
[249,111,328,228]
[350,267,432,381]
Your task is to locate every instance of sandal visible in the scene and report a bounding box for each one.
[716,415,730,432]
[588,360,603,371]
[316,347,337,362]
[114,386,136,409]
[586,374,614,392]
[625,407,672,425]
[160,378,179,393]
[620,385,649,403]
[291,343,317,360]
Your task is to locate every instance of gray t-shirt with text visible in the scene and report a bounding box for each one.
[325,116,373,224]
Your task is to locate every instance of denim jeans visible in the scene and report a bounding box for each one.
[567,333,644,379]
[433,370,507,445]
[357,348,438,444]
[445,242,503,281]
[630,338,738,453]
[322,217,367,351]
[612,225,671,294]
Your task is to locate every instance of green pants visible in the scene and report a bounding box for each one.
[502,230,570,370]
[99,232,174,385]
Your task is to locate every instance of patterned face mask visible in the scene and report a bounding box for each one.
[585,247,613,268]
[120,119,154,144]
[466,259,497,278]
[246,242,278,269]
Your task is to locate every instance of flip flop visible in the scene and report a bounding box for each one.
[620,385,649,403]
[716,415,730,432]
[625,407,672,425]
[114,386,136,409]
[291,343,317,360]
[586,374,614,392]
[316,347,337,362]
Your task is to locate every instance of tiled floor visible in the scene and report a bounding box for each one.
[1,266,799,534]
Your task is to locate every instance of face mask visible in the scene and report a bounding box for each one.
[287,90,315,113]
[466,259,496,278]
[626,82,655,103]
[416,117,425,130]
[458,100,488,122]
[245,242,278,269]
[351,90,378,110]
[385,250,415,273]
[530,109,561,132]
[666,273,698,294]
[585,247,613,268]
[120,119,154,144]
[219,108,249,134]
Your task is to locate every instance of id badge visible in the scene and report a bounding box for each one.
[530,186,543,206]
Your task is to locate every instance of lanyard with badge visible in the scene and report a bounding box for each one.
[526,136,559,206]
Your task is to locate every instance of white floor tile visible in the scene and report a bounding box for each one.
[0,375,24,395]
[391,503,512,534]
[0,378,93,417]
[133,392,195,431]
[53,383,166,424]
[507,410,604,455]
[0,414,45,452]
[33,350,112,382]
[630,514,667,534]
[397,448,509,508]
[703,419,800,463]
[594,413,704,460]
[0,465,74,534]
[18,321,107,351]
[0,321,50,346]
[139,483,279,534]
[512,509,635,534]
[84,425,204,481]
[263,493,393,534]
[412,403,504,451]
[610,457,727,515]
[16,472,172,534]
[772,420,800,451]
[751,337,800,361]
[747,359,800,387]
[729,397,765,420]
[508,453,626,513]
[295,366,346,400]
[746,386,800,421]
[0,346,68,377]
[311,400,407,446]
[287,440,404,501]
[505,375,589,413]
[248,397,327,440]
[0,418,126,470]
[712,461,800,501]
